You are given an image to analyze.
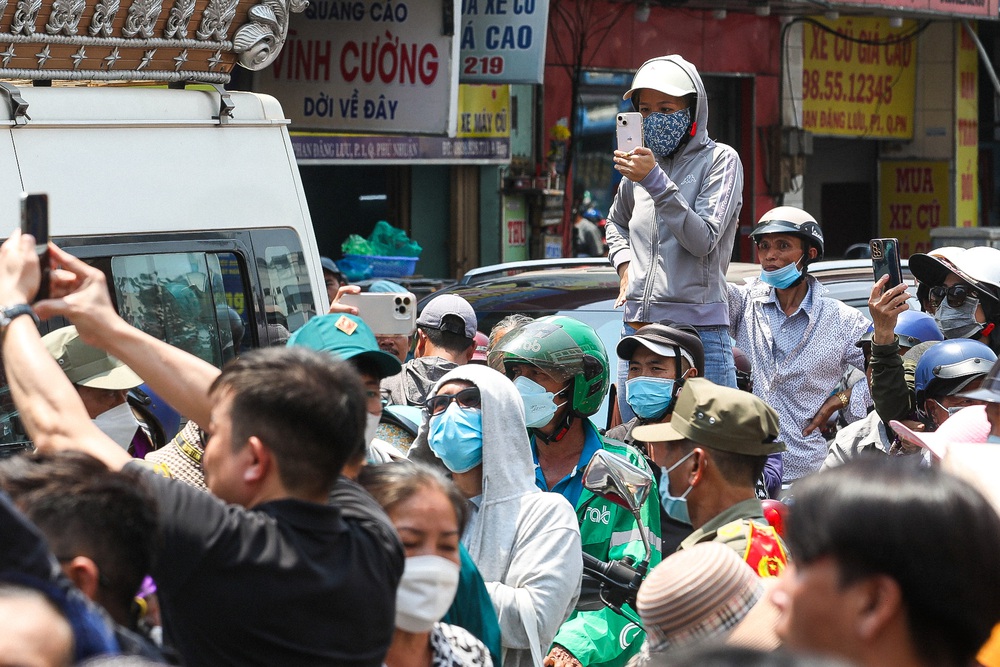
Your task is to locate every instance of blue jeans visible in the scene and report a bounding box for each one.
[616,322,737,423]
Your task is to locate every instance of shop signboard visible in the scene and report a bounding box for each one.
[291,84,510,163]
[879,160,950,256]
[802,17,917,140]
[503,195,529,262]
[955,23,979,228]
[459,0,549,84]
[830,0,996,17]
[256,0,461,135]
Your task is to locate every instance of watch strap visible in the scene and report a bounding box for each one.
[0,303,39,330]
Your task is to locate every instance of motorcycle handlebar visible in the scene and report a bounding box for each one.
[582,552,642,589]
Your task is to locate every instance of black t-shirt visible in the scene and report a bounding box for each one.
[130,464,404,666]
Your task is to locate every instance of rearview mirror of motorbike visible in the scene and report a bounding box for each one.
[582,449,653,514]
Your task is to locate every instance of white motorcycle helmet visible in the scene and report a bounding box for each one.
[623,56,697,107]
[910,246,967,288]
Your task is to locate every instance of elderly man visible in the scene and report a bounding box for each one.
[0,233,403,666]
[42,325,154,456]
[773,458,1000,667]
[633,378,788,577]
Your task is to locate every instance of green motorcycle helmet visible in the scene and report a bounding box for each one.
[498,315,610,418]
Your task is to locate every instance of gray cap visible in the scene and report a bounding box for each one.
[320,257,343,277]
[417,294,477,339]
[42,326,143,390]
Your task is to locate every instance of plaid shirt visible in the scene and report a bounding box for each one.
[729,276,872,481]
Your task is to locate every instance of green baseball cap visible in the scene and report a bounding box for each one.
[287,314,401,379]
[42,325,143,390]
[632,378,784,456]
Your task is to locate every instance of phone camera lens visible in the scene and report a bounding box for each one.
[403,297,411,305]
[394,297,402,305]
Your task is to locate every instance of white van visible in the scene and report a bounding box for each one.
[0,85,326,450]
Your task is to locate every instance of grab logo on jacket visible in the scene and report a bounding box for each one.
[585,505,611,525]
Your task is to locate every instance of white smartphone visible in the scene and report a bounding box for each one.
[340,292,417,336]
[616,112,643,155]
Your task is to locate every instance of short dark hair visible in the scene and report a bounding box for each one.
[673,440,766,488]
[0,451,159,620]
[786,458,1000,667]
[357,461,467,535]
[210,347,366,497]
[420,325,474,355]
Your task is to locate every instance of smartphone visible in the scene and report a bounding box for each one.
[616,112,643,155]
[20,193,49,302]
[870,238,903,289]
[340,292,417,336]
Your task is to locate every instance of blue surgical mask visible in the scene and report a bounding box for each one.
[759,258,803,289]
[513,376,566,429]
[642,108,692,157]
[427,404,484,473]
[659,450,695,525]
[988,435,1000,444]
[625,376,677,420]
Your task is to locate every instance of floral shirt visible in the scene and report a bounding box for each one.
[430,623,493,667]
[729,276,872,481]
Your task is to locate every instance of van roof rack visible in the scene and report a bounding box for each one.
[0,0,305,83]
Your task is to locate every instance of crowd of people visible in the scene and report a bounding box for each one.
[0,50,999,667]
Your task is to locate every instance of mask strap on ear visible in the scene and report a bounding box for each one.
[535,413,573,445]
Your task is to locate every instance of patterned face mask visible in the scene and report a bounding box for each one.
[642,107,692,157]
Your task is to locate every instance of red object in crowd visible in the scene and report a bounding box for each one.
[760,498,788,537]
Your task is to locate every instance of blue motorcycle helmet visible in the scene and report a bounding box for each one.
[914,339,997,405]
[895,310,944,349]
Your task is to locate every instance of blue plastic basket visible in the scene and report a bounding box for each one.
[343,254,419,279]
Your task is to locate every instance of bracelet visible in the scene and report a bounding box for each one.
[836,391,849,408]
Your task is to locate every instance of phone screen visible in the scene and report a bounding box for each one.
[20,193,50,302]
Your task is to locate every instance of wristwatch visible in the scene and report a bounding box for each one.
[0,303,39,338]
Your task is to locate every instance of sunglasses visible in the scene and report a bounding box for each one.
[425,387,482,416]
[929,284,979,309]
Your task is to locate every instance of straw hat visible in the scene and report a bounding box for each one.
[637,542,780,658]
[144,420,207,491]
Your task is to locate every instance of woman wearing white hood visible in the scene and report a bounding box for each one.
[409,364,583,667]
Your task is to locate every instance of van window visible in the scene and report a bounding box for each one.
[112,252,248,368]
[252,229,317,343]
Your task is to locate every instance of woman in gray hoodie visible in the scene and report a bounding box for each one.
[606,54,744,412]
[410,364,583,667]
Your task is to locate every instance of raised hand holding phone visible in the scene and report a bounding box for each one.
[20,193,49,302]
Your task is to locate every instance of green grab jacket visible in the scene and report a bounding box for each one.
[550,430,663,667]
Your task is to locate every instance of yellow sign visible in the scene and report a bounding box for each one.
[457,85,511,139]
[879,161,950,257]
[955,23,979,228]
[802,17,917,139]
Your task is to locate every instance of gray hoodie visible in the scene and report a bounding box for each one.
[606,55,744,327]
[409,365,583,667]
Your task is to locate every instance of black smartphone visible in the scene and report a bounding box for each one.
[870,237,903,289]
[20,193,49,302]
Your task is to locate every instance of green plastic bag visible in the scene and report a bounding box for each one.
[368,220,422,258]
[341,234,374,256]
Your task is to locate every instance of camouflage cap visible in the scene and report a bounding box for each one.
[632,378,785,455]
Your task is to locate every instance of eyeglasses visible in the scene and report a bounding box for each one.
[929,284,979,309]
[425,387,481,416]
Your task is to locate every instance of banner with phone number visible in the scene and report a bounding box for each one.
[878,160,949,257]
[802,17,917,139]
[459,0,549,84]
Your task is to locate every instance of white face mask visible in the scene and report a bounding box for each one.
[395,554,460,633]
[93,401,140,450]
[364,411,381,446]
